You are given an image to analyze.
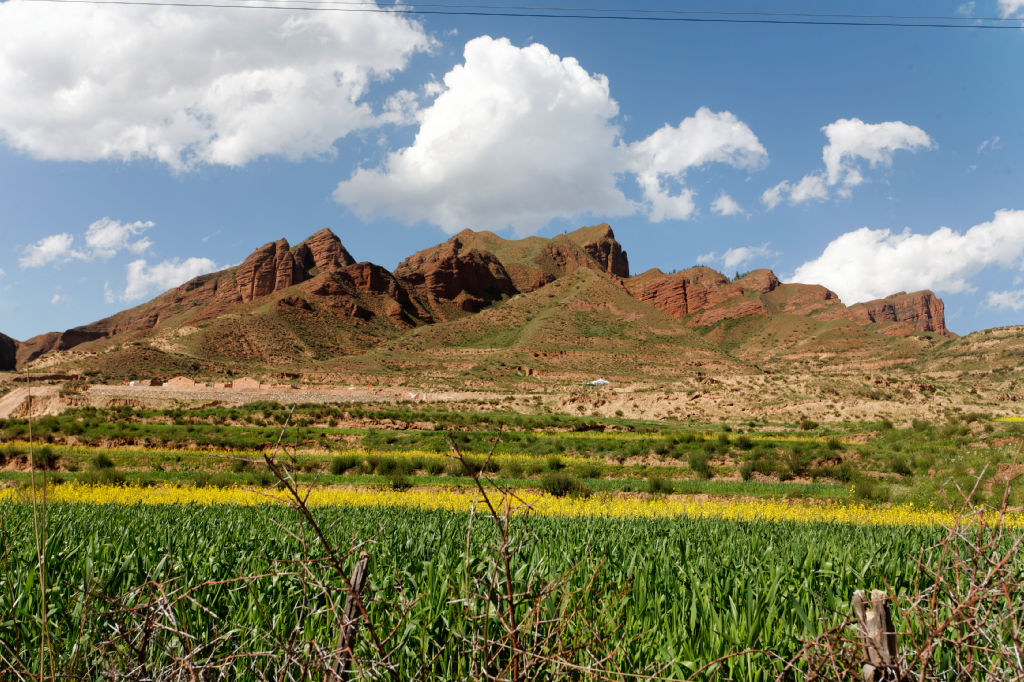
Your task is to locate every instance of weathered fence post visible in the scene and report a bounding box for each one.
[331,551,371,680]
[852,589,903,681]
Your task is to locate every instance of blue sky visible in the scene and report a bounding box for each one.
[1,0,1022,341]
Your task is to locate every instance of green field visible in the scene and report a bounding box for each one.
[1,502,946,680]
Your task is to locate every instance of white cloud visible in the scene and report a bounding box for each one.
[792,209,1024,303]
[20,217,155,268]
[978,136,1002,153]
[335,37,765,235]
[335,36,634,235]
[123,257,218,301]
[84,218,154,259]
[20,233,78,268]
[695,251,716,264]
[821,118,933,187]
[789,173,829,204]
[0,268,5,277]
[710,192,745,216]
[627,107,766,222]
[761,181,789,210]
[722,243,779,270]
[999,0,1024,17]
[987,289,1024,311]
[764,118,932,208]
[50,289,68,305]
[0,1,431,169]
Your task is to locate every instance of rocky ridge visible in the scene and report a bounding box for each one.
[10,223,954,371]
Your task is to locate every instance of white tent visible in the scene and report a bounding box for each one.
[586,378,611,386]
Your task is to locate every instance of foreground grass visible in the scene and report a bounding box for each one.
[0,500,949,680]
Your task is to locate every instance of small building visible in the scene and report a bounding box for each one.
[231,377,261,391]
[167,376,197,388]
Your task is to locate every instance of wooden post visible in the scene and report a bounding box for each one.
[331,551,370,681]
[852,589,903,682]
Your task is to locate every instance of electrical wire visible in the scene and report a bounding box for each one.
[23,0,1024,29]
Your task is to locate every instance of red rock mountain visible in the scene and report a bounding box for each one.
[626,267,955,338]
[847,291,951,337]
[9,223,955,371]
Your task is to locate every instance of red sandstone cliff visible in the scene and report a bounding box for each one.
[846,290,955,337]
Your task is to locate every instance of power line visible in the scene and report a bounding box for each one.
[24,0,1024,29]
[210,0,1024,24]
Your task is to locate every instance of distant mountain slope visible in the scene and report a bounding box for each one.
[10,221,962,380]
[626,267,954,338]
[367,268,745,384]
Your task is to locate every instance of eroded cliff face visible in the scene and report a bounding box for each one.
[625,267,748,323]
[568,223,630,278]
[847,290,955,337]
[395,238,517,318]
[15,229,364,367]
[0,333,17,371]
[627,266,954,337]
[292,228,356,273]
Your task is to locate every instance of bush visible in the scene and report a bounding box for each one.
[540,473,589,498]
[90,452,115,470]
[788,449,810,477]
[799,418,818,431]
[826,437,842,450]
[739,461,754,481]
[386,473,412,491]
[574,462,603,479]
[688,451,713,480]
[32,446,59,471]
[734,435,754,450]
[546,455,565,471]
[647,475,674,495]
[330,455,359,475]
[80,469,125,485]
[854,476,890,502]
[835,462,855,482]
[889,455,913,477]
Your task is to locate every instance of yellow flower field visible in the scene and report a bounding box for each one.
[3,482,1019,528]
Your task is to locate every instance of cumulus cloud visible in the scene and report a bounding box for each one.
[987,289,1024,311]
[695,243,779,271]
[627,108,766,222]
[821,119,933,186]
[335,37,765,234]
[789,173,829,204]
[335,37,634,235]
[710,192,745,216]
[50,289,68,305]
[20,217,154,267]
[0,0,431,169]
[20,233,78,268]
[84,218,154,258]
[123,257,218,301]
[763,118,932,208]
[999,0,1024,17]
[792,209,1024,303]
[722,243,779,270]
